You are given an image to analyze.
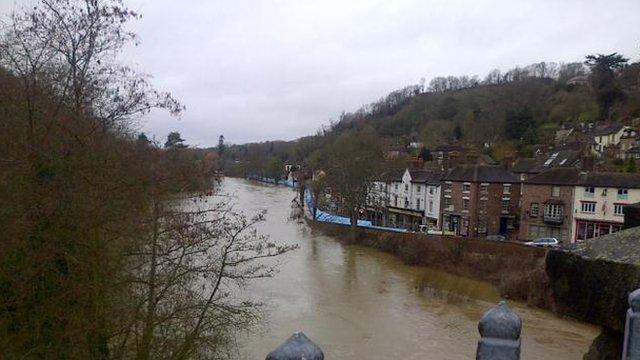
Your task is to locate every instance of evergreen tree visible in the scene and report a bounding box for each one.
[165,131,186,149]
[585,53,628,118]
[505,107,534,141]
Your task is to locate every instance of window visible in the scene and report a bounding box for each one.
[503,184,511,195]
[394,184,398,191]
[502,199,510,213]
[584,187,595,198]
[404,184,409,191]
[404,198,409,208]
[544,204,563,219]
[463,198,470,211]
[530,203,540,217]
[544,152,558,166]
[463,183,471,193]
[394,195,398,207]
[477,219,487,234]
[444,182,452,192]
[444,197,453,211]
[429,186,434,195]
[429,200,433,212]
[479,198,487,213]
[581,201,596,213]
[618,188,629,200]
[416,198,421,210]
[417,185,421,193]
[480,184,489,193]
[552,186,560,198]
[614,204,625,216]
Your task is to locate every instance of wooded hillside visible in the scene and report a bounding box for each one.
[222,57,640,174]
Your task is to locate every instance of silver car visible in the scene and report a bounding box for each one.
[525,237,559,248]
[485,234,506,241]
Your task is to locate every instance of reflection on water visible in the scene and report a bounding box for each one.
[222,178,598,360]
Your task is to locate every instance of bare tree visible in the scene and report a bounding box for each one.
[0,0,182,131]
[321,127,383,233]
[115,194,296,360]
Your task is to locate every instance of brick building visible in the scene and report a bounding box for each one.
[440,165,521,239]
[519,168,582,243]
[520,168,640,243]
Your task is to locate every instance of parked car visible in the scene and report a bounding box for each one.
[485,234,506,241]
[525,237,559,248]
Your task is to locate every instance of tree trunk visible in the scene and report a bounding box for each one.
[137,202,160,360]
[299,183,305,210]
[350,211,358,240]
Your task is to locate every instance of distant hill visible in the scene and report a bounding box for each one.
[219,59,640,174]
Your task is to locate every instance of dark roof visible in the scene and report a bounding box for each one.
[375,168,405,182]
[570,226,640,265]
[536,150,581,170]
[480,154,498,165]
[592,123,623,136]
[525,168,640,188]
[443,165,520,183]
[525,168,583,186]
[409,169,442,185]
[582,172,640,188]
[433,144,465,153]
[511,158,538,174]
[389,168,406,182]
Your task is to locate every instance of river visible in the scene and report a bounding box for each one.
[223,178,598,359]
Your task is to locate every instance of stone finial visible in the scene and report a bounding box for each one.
[629,289,640,312]
[478,301,522,340]
[477,301,522,360]
[266,332,324,360]
[623,289,640,359]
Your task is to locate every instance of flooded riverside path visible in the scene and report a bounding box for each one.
[223,178,598,359]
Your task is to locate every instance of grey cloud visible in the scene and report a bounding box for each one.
[3,0,640,145]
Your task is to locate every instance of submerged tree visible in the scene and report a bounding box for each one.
[118,193,296,360]
[322,127,383,232]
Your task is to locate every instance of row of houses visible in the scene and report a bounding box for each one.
[366,165,640,243]
[556,122,639,159]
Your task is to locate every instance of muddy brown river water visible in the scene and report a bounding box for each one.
[224,178,598,359]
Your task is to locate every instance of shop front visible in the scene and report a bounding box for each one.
[574,219,623,241]
[388,207,424,230]
[442,214,468,236]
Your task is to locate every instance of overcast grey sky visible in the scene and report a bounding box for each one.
[3,0,640,146]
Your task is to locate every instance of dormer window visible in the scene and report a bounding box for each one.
[618,188,629,200]
[584,187,595,198]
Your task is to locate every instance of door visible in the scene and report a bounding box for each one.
[451,216,460,235]
[499,217,508,235]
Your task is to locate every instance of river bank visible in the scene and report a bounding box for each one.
[306,220,553,309]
